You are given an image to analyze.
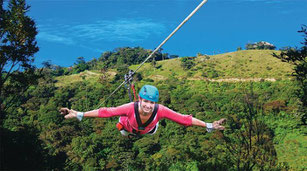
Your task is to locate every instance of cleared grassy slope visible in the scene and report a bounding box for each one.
[130,50,294,81]
[200,50,293,79]
[55,70,116,87]
[55,50,294,86]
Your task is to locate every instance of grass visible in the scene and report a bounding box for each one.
[195,50,293,79]
[55,70,106,87]
[130,50,294,81]
[275,131,307,170]
[56,50,294,87]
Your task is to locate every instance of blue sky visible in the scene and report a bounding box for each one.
[23,0,307,67]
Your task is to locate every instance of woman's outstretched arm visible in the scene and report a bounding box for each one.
[192,117,226,131]
[59,108,99,120]
[59,103,133,121]
[160,105,226,132]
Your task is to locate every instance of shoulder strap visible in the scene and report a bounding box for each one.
[134,101,159,130]
[134,102,143,129]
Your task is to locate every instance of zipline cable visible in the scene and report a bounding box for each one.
[96,0,208,109]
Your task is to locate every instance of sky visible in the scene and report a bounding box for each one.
[18,0,307,67]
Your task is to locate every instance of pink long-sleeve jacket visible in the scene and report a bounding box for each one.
[98,102,192,135]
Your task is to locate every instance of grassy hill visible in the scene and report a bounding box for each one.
[55,50,294,87]
[131,50,293,81]
[55,70,116,87]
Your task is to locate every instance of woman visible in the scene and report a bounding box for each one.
[60,85,226,137]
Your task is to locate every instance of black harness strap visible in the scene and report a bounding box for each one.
[147,125,157,134]
[134,101,159,134]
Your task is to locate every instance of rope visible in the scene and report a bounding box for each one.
[95,0,208,109]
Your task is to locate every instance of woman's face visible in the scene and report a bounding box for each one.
[139,98,155,116]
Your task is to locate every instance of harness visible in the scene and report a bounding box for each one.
[132,101,159,136]
[124,70,137,102]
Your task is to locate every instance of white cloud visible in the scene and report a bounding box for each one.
[71,19,165,42]
[37,18,166,46]
[37,32,75,45]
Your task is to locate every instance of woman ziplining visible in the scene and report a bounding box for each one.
[60,85,226,137]
[59,1,219,137]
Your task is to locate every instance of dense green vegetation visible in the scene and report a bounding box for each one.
[2,48,306,170]
[2,69,306,170]
[1,0,306,170]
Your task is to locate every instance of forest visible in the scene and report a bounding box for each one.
[1,0,306,170]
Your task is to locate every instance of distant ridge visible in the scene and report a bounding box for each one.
[132,50,294,81]
[55,50,294,86]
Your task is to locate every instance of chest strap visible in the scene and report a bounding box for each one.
[134,101,159,131]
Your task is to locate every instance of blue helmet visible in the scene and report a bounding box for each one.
[139,85,159,102]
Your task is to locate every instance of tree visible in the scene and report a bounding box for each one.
[0,0,38,103]
[98,47,171,69]
[273,25,307,124]
[220,88,278,170]
[0,0,39,87]
[72,57,89,74]
[0,0,39,115]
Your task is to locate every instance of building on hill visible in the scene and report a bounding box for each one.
[245,41,276,50]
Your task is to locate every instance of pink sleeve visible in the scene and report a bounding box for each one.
[98,102,133,118]
[160,105,192,126]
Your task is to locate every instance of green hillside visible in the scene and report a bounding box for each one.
[56,50,294,87]
[132,50,293,80]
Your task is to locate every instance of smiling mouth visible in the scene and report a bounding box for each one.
[143,106,152,112]
[144,108,151,111]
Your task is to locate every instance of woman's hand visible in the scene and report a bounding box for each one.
[212,118,226,130]
[59,108,79,119]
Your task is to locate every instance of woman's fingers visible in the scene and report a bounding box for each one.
[216,125,225,130]
[213,118,226,130]
[64,113,76,119]
[213,123,225,130]
[60,108,78,119]
[59,108,70,115]
[217,118,226,125]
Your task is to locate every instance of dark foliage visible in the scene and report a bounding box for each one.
[0,0,40,120]
[273,25,307,124]
[99,47,171,69]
